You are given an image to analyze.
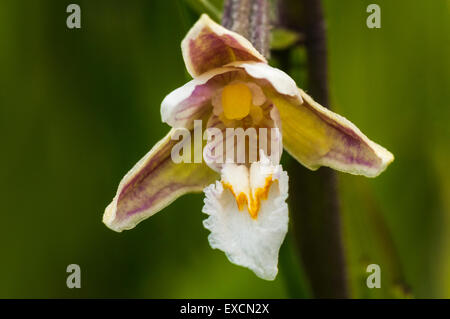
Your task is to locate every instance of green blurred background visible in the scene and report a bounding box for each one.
[0,0,449,298]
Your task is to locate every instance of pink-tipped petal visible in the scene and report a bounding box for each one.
[181,14,266,77]
[272,90,394,177]
[103,129,218,232]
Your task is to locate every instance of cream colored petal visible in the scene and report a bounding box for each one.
[181,14,266,77]
[225,61,303,102]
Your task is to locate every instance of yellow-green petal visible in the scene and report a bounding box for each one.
[272,89,394,177]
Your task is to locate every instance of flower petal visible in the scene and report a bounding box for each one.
[103,128,218,232]
[202,153,289,280]
[225,61,303,102]
[272,89,394,177]
[161,67,240,129]
[181,14,267,77]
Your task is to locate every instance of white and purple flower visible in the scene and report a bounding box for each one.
[103,15,394,280]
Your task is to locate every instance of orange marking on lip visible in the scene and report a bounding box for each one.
[222,175,274,219]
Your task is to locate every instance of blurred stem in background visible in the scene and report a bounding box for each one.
[278,0,349,298]
[222,0,270,58]
[223,0,348,297]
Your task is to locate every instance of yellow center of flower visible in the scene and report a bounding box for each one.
[221,83,252,120]
[222,176,274,219]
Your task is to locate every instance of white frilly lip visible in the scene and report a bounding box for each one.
[202,152,289,280]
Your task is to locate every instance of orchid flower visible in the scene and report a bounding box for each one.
[103,14,394,280]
